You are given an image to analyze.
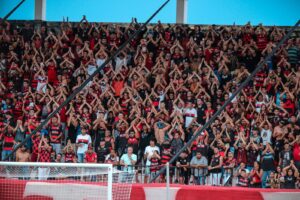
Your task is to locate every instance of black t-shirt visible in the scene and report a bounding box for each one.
[283,176,296,189]
[220,72,232,85]
[21,28,34,42]
[196,105,207,124]
[247,148,259,167]
[139,131,152,151]
[240,53,260,73]
[96,146,110,163]
[191,30,204,43]
[274,139,284,153]
[279,150,293,167]
[261,153,275,171]
[211,95,224,108]
[177,157,188,166]
[170,138,184,155]
[0,41,9,54]
[164,99,174,114]
[177,157,189,173]
[138,89,147,100]
[210,155,222,173]
[77,27,89,41]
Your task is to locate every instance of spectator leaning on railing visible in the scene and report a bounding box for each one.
[190,151,208,185]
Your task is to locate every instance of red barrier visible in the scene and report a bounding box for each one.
[1,179,300,200]
[131,184,300,200]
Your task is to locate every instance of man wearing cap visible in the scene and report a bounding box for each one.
[76,126,92,163]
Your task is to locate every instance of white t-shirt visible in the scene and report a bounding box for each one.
[144,146,160,165]
[255,101,265,113]
[184,108,197,128]
[261,129,272,145]
[96,58,105,67]
[87,64,97,75]
[174,106,183,114]
[37,76,47,93]
[229,92,237,103]
[120,153,137,172]
[76,134,92,154]
[115,57,126,72]
[105,155,119,163]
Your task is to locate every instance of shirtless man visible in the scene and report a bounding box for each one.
[16,145,31,180]
[16,145,31,162]
[154,119,171,145]
[273,121,285,138]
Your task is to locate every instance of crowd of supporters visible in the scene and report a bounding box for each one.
[0,17,300,188]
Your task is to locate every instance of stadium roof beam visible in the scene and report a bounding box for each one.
[176,0,188,24]
[34,0,46,20]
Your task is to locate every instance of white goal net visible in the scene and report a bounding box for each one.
[0,162,135,200]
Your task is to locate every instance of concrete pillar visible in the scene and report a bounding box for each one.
[34,0,46,20]
[176,0,188,24]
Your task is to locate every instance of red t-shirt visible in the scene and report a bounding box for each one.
[31,135,41,155]
[38,147,51,162]
[48,65,57,83]
[65,152,75,163]
[3,135,14,151]
[85,152,97,163]
[237,147,247,164]
[250,169,262,183]
[112,81,124,97]
[204,109,214,119]
[256,34,268,51]
[60,107,67,123]
[283,99,295,116]
[293,143,300,162]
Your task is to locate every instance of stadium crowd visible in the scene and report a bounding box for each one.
[0,17,300,189]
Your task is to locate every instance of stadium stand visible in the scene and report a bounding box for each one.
[0,17,300,189]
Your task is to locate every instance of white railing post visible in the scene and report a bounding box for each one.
[166,162,170,200]
[107,164,113,200]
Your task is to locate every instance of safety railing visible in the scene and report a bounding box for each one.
[113,164,235,186]
[2,162,300,189]
[0,162,234,186]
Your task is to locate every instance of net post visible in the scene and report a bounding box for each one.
[107,164,113,200]
[166,162,170,200]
